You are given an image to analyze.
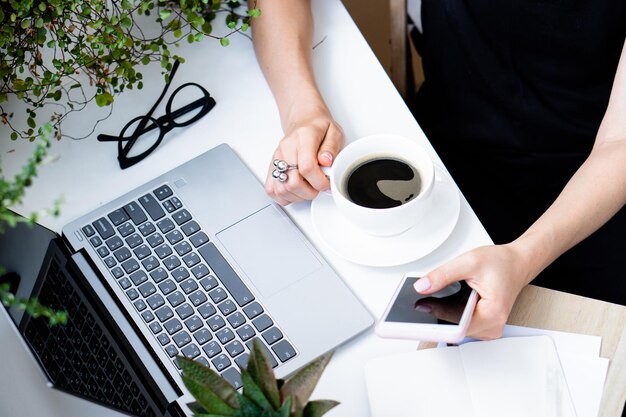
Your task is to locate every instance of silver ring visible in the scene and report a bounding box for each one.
[272,159,298,182]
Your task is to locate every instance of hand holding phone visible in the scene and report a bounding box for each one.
[376,272,478,343]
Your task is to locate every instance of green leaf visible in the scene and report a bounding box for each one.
[159,9,172,20]
[235,392,264,417]
[95,92,113,107]
[241,23,249,32]
[121,0,132,10]
[178,356,238,408]
[302,400,339,417]
[181,376,238,416]
[120,16,132,28]
[280,351,334,412]
[247,339,280,410]
[248,8,261,17]
[241,368,273,410]
[277,396,293,417]
[27,117,36,129]
[220,37,230,47]
[11,132,18,140]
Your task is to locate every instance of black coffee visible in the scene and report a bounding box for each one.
[345,158,421,209]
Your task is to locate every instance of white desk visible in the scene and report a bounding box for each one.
[0,1,491,416]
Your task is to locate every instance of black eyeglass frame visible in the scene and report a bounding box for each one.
[97,61,216,169]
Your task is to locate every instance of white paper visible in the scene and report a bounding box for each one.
[559,354,609,417]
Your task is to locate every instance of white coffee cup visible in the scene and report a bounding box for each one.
[323,134,435,236]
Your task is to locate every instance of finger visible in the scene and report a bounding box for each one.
[280,168,319,201]
[317,123,345,167]
[466,299,506,340]
[414,252,480,295]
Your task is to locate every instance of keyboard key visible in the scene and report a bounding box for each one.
[165,230,183,245]
[227,312,246,329]
[216,328,235,344]
[209,288,227,303]
[147,294,165,310]
[124,201,148,225]
[262,327,283,345]
[138,221,156,236]
[104,256,117,268]
[154,185,173,201]
[139,194,165,221]
[252,314,273,332]
[111,267,124,279]
[82,224,96,237]
[133,299,147,312]
[133,244,151,260]
[234,353,249,369]
[130,270,148,286]
[197,303,216,319]
[192,264,210,279]
[157,333,169,346]
[138,282,156,297]
[113,247,131,263]
[211,354,231,372]
[156,306,174,322]
[162,200,175,213]
[236,325,255,342]
[125,233,143,249]
[198,243,255,307]
[97,246,110,257]
[180,220,200,236]
[174,241,192,257]
[225,340,244,358]
[155,244,173,259]
[164,318,183,335]
[180,278,198,294]
[163,255,181,271]
[117,222,135,238]
[195,357,210,367]
[246,339,278,368]
[141,310,155,323]
[182,252,200,267]
[126,288,139,301]
[217,299,236,316]
[146,233,164,248]
[171,266,190,282]
[149,321,162,334]
[89,236,103,247]
[202,341,222,358]
[199,276,218,291]
[189,290,207,307]
[243,302,263,320]
[165,344,178,357]
[150,267,168,284]
[189,232,209,248]
[141,255,159,272]
[157,218,175,234]
[193,328,213,345]
[221,368,242,390]
[175,303,194,320]
[169,197,183,210]
[184,315,203,332]
[158,279,177,295]
[108,209,129,226]
[106,236,124,251]
[173,331,191,348]
[172,209,192,225]
[93,217,115,239]
[272,340,297,363]
[118,277,132,290]
[181,343,201,359]
[207,316,226,331]
[167,291,185,308]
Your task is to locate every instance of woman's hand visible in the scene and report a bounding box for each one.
[414,244,535,339]
[265,107,344,205]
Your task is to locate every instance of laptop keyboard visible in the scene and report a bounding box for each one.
[27,258,158,417]
[82,184,297,389]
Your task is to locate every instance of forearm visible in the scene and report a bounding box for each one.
[511,40,626,283]
[251,0,328,131]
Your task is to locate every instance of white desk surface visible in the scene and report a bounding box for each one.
[0,1,491,416]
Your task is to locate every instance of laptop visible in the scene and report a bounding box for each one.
[0,143,373,417]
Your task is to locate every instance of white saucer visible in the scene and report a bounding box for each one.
[310,166,461,267]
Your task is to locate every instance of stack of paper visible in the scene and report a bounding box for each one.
[365,327,609,417]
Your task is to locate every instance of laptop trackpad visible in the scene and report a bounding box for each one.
[216,205,322,298]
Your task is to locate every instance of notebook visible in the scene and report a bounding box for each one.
[0,143,373,417]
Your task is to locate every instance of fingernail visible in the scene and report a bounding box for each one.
[415,304,432,313]
[414,277,431,293]
[320,151,333,162]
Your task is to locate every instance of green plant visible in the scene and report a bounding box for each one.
[0,0,260,141]
[179,339,339,417]
[0,123,66,325]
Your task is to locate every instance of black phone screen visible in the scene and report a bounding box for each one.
[384,277,472,325]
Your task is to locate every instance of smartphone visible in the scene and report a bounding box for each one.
[376,272,478,343]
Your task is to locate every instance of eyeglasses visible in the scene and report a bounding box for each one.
[97,60,216,169]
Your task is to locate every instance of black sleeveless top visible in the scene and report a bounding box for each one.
[412,1,626,304]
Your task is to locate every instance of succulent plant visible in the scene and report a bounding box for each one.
[178,339,338,417]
